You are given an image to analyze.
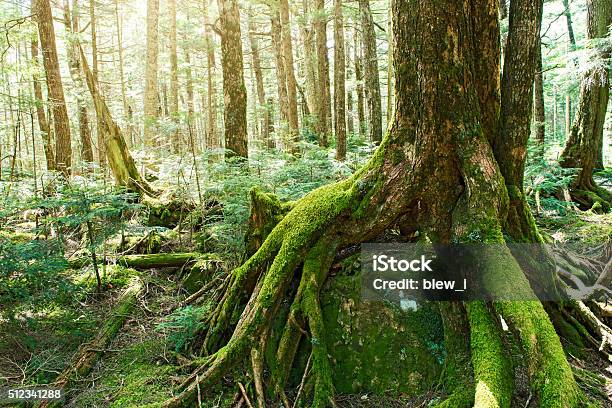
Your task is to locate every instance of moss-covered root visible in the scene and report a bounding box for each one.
[435,302,474,408]
[300,240,338,408]
[466,301,512,408]
[37,276,143,408]
[497,300,579,407]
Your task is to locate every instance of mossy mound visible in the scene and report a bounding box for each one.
[316,258,444,397]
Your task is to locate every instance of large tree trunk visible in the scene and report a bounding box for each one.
[169,0,180,153]
[358,0,382,144]
[494,0,543,242]
[559,0,611,211]
[143,0,160,146]
[219,0,248,159]
[62,0,94,165]
[161,0,581,407]
[314,0,331,147]
[333,0,346,161]
[30,36,56,171]
[34,0,72,176]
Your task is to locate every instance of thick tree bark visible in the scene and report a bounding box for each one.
[247,11,268,142]
[333,0,346,161]
[560,0,611,210]
[63,0,94,165]
[143,0,160,146]
[358,0,382,144]
[314,0,331,147]
[494,0,543,242]
[219,0,248,159]
[34,0,72,176]
[30,36,55,171]
[169,0,180,153]
[162,1,580,407]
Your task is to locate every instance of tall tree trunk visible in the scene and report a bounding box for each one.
[184,46,196,149]
[560,0,611,210]
[79,46,155,196]
[203,0,218,149]
[34,0,72,176]
[114,0,130,146]
[169,0,180,153]
[279,0,299,152]
[494,0,543,242]
[90,0,104,167]
[218,0,248,159]
[30,35,55,171]
[562,0,576,48]
[161,2,580,408]
[271,11,289,126]
[358,0,382,143]
[333,0,346,161]
[301,0,317,123]
[354,23,365,139]
[247,11,268,143]
[386,6,393,125]
[143,0,160,146]
[345,28,354,136]
[314,0,330,147]
[534,38,545,151]
[63,0,94,165]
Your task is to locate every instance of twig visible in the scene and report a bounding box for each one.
[238,383,254,408]
[292,351,312,408]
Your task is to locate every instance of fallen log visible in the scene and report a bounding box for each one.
[37,276,143,408]
[69,252,200,270]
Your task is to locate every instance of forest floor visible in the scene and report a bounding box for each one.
[0,209,610,407]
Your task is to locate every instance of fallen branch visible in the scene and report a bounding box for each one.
[69,252,200,270]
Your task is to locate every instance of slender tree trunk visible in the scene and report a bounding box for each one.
[63,0,94,165]
[333,0,346,161]
[279,0,299,151]
[34,0,72,176]
[184,46,196,151]
[90,0,105,167]
[114,0,130,146]
[386,6,393,125]
[169,0,180,153]
[247,11,268,143]
[301,0,317,123]
[534,39,546,151]
[203,0,218,149]
[345,28,354,136]
[358,0,382,143]
[31,36,55,171]
[218,0,248,159]
[495,0,543,242]
[562,0,576,48]
[143,0,160,146]
[354,24,365,139]
[314,0,330,147]
[271,11,289,126]
[560,0,611,209]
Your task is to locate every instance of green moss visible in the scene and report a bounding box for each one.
[466,302,512,408]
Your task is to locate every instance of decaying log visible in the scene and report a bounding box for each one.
[69,252,200,270]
